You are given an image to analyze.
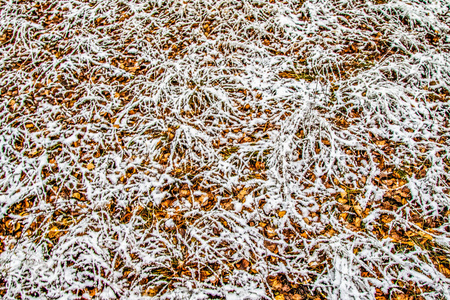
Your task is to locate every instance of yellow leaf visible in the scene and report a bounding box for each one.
[278,211,286,217]
[275,295,285,300]
[86,163,95,170]
[72,192,81,200]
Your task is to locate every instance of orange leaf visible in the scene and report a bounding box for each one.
[278,211,286,217]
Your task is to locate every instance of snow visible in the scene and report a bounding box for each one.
[0,0,450,299]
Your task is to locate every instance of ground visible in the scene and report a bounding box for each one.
[0,0,450,299]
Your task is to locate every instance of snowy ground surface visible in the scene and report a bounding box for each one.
[1,0,450,299]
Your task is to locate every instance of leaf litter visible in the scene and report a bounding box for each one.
[0,0,450,299]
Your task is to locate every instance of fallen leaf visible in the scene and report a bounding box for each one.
[89,288,97,297]
[440,265,450,277]
[275,295,285,300]
[86,163,95,170]
[237,188,248,201]
[354,204,363,216]
[220,219,228,227]
[180,189,190,197]
[325,228,336,237]
[208,275,219,284]
[266,226,277,238]
[264,240,278,253]
[236,259,250,270]
[278,211,286,217]
[255,161,265,170]
[417,230,433,240]
[48,226,60,239]
[338,196,348,204]
[269,277,283,290]
[395,294,409,300]
[197,194,209,204]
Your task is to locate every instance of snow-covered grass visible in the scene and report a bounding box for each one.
[0,0,449,299]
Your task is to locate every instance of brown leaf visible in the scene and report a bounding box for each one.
[269,277,283,290]
[236,259,250,270]
[264,240,278,254]
[266,226,277,238]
